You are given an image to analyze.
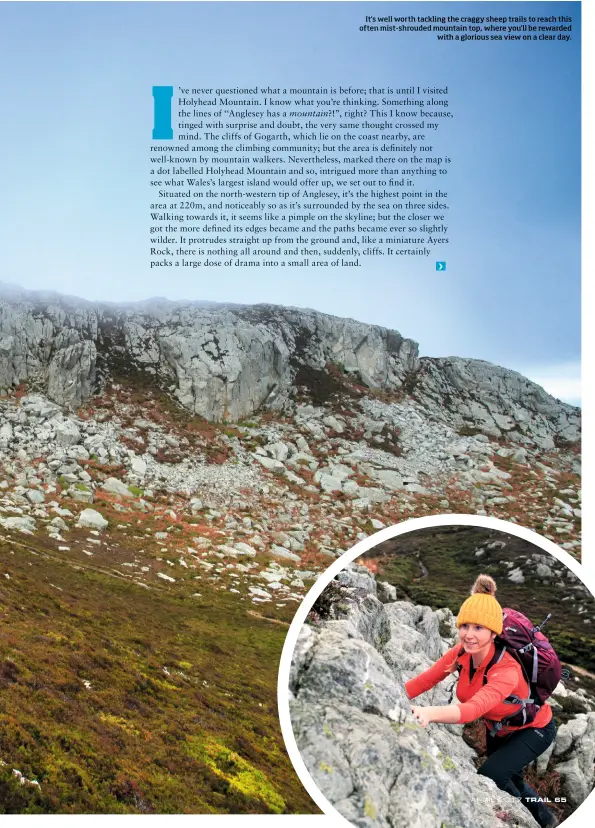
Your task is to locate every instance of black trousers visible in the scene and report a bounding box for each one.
[477,717,557,827]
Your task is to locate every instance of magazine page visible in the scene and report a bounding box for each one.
[0,0,588,826]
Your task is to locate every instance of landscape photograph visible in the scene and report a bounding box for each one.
[0,285,582,812]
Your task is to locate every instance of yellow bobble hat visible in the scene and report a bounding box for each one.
[456,574,503,634]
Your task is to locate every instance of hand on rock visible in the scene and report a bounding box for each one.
[411,705,432,727]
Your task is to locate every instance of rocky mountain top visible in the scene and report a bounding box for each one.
[289,564,595,828]
[0,286,582,564]
[0,284,580,448]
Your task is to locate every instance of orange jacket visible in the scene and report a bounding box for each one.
[405,642,552,735]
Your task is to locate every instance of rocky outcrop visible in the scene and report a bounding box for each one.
[0,285,418,421]
[536,710,595,809]
[289,565,594,827]
[0,285,580,449]
[413,358,580,451]
[0,296,98,408]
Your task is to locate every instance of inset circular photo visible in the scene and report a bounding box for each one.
[279,517,595,828]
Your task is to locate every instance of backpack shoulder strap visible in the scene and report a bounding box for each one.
[482,643,536,731]
[447,647,465,703]
[482,643,506,685]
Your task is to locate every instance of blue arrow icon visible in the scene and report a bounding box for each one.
[436,261,446,271]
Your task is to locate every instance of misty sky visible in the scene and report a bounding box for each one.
[0,1,581,403]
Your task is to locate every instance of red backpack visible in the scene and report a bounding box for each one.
[457,609,562,735]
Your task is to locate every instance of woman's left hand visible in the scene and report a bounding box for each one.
[410,705,433,727]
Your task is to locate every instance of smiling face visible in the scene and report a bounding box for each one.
[458,622,496,654]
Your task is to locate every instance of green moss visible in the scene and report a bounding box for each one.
[151,677,179,691]
[74,483,90,492]
[322,723,334,738]
[185,736,285,813]
[318,762,333,774]
[442,755,456,772]
[374,627,391,647]
[0,536,316,814]
[390,719,427,737]
[99,713,140,736]
[127,486,144,497]
[364,795,377,819]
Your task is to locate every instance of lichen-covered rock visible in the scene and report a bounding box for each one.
[0,515,36,533]
[54,419,82,446]
[0,286,580,449]
[101,477,135,499]
[550,712,595,807]
[76,508,108,530]
[412,358,580,450]
[377,581,397,604]
[289,564,574,828]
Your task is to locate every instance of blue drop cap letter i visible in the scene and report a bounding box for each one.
[152,86,174,139]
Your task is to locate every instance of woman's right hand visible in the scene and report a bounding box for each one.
[410,705,432,727]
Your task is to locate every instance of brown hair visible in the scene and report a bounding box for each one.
[443,653,461,675]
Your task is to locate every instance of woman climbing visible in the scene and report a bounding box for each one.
[405,574,559,828]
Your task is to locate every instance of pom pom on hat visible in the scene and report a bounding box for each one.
[471,574,497,596]
[457,574,503,634]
